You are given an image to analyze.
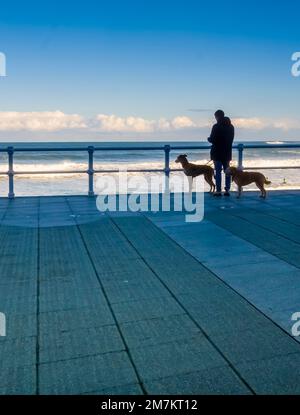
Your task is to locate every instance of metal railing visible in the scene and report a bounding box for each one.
[0,143,299,198]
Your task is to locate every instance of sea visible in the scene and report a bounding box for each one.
[0,141,299,196]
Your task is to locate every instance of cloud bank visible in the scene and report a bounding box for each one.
[0,111,299,134]
[0,111,87,131]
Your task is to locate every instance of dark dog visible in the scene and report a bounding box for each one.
[175,154,215,192]
[225,166,271,198]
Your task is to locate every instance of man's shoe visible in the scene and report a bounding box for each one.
[213,192,222,197]
[224,191,230,196]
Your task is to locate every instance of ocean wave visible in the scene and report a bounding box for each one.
[266,141,285,145]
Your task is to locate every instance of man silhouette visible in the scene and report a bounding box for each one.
[208,110,235,196]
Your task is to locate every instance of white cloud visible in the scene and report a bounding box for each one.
[95,114,197,132]
[233,117,267,130]
[95,114,155,132]
[0,111,87,131]
[273,119,300,131]
[171,116,196,129]
[233,117,300,131]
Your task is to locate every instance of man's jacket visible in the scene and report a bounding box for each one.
[208,119,235,162]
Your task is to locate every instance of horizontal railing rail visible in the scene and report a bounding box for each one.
[0,143,299,198]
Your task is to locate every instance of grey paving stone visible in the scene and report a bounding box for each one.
[144,366,252,395]
[82,383,143,395]
[244,282,300,313]
[155,270,226,296]
[0,313,37,340]
[120,315,201,348]
[111,297,185,324]
[101,276,169,304]
[202,250,278,267]
[39,307,115,335]
[0,336,36,369]
[98,262,160,282]
[39,287,107,313]
[39,278,100,298]
[91,257,149,278]
[0,295,37,315]
[236,353,300,394]
[270,308,300,336]
[79,221,140,260]
[0,266,37,281]
[178,292,270,336]
[0,365,36,395]
[235,211,300,244]
[39,351,138,395]
[277,251,300,269]
[142,255,210,280]
[39,325,125,363]
[178,282,250,313]
[0,279,37,295]
[209,261,299,283]
[206,211,300,256]
[130,336,227,381]
[212,325,300,364]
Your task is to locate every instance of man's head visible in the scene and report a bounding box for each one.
[214,109,225,123]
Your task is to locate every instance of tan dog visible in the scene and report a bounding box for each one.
[225,166,271,198]
[175,154,215,192]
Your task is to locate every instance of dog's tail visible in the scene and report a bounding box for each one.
[265,179,271,185]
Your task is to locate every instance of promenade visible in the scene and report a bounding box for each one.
[1,191,300,394]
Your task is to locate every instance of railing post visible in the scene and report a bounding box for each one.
[164,145,171,177]
[164,145,171,192]
[7,146,15,199]
[237,143,244,170]
[87,146,95,197]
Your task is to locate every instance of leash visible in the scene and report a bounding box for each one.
[206,160,214,166]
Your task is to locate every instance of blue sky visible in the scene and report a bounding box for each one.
[0,0,300,141]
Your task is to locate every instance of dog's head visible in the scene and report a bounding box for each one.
[175,154,188,164]
[225,166,239,176]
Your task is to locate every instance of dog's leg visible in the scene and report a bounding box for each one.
[204,173,215,193]
[188,176,193,193]
[237,186,242,198]
[257,183,266,198]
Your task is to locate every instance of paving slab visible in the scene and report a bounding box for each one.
[111,296,185,324]
[119,315,201,348]
[39,307,115,335]
[129,336,228,382]
[0,365,36,395]
[0,336,36,369]
[82,383,144,395]
[144,366,252,395]
[39,351,138,395]
[235,353,300,395]
[39,325,125,363]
